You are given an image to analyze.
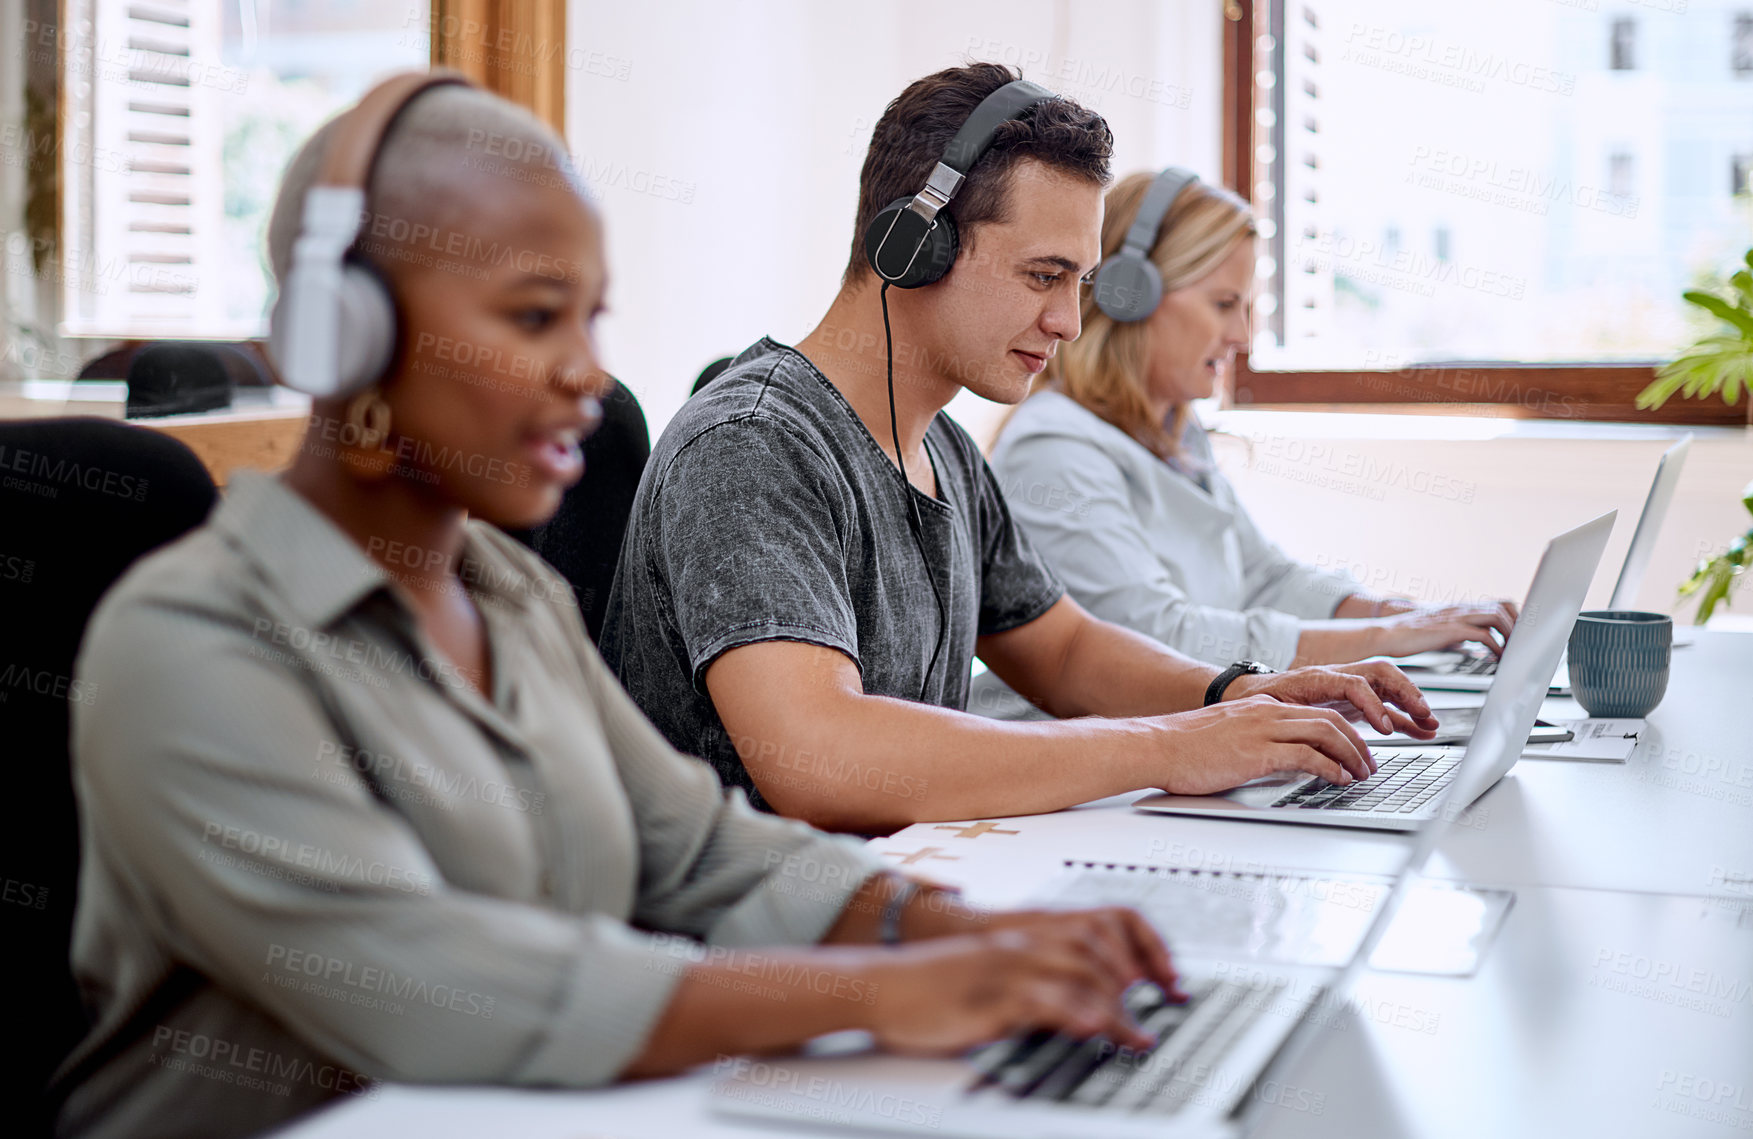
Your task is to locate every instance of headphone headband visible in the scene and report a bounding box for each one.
[1093,166,1201,322]
[1120,167,1200,259]
[865,78,1057,288]
[942,79,1055,171]
[316,69,472,191]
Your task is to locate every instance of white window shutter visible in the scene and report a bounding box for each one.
[62,0,229,338]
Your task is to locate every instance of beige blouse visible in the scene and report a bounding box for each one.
[57,471,885,1139]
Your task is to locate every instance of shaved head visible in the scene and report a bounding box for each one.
[268,80,611,529]
[267,84,588,291]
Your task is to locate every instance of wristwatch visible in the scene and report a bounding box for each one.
[1204,660,1275,707]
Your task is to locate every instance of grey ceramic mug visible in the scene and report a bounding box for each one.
[1567,610,1672,718]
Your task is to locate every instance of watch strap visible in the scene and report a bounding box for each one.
[1204,661,1269,707]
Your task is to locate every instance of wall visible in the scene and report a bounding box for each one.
[564,0,1222,436]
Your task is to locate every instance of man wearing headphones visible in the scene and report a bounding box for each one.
[602,63,1439,834]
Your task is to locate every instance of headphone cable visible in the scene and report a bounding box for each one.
[880,282,948,703]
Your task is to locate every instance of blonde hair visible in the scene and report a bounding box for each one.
[1028,172,1256,460]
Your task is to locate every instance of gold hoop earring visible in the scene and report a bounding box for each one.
[345,389,391,449]
[339,389,395,478]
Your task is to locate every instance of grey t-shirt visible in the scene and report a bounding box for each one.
[600,338,1063,809]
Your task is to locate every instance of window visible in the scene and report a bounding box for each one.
[58,0,231,337]
[1734,13,1753,75]
[1610,17,1636,72]
[1228,0,1752,425]
[56,0,430,339]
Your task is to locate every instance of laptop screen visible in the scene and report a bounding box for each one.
[1442,511,1615,816]
[1609,435,1691,611]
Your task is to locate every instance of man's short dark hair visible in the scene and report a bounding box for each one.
[844,62,1113,288]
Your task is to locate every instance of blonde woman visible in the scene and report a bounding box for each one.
[971,169,1515,721]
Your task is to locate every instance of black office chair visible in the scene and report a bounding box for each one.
[125,341,236,418]
[73,341,146,381]
[81,340,271,393]
[690,355,735,397]
[506,378,650,642]
[0,418,218,1137]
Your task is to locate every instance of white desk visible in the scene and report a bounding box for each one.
[1436,628,1752,899]
[275,886,1753,1139]
[873,632,1752,903]
[274,631,1753,1139]
[1255,887,1753,1139]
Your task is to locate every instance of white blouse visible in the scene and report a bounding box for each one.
[970,391,1357,721]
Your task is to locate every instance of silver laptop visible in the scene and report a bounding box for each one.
[1404,435,1687,692]
[709,633,1539,1138]
[1132,511,1614,832]
[1609,433,1692,608]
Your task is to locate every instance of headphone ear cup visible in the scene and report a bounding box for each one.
[331,260,398,397]
[1092,253,1164,323]
[864,198,960,289]
[921,212,959,287]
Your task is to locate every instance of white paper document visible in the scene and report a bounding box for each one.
[1521,717,1645,762]
[1034,862,1514,977]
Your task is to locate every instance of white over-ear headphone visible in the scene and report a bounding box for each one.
[267,70,470,398]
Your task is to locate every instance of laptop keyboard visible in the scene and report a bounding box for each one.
[967,976,1290,1115]
[1272,748,1459,814]
[1452,653,1498,675]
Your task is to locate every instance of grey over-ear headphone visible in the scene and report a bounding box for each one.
[1091,166,1200,322]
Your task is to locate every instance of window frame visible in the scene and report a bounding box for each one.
[429,0,566,133]
[1220,0,1752,427]
[1610,16,1636,72]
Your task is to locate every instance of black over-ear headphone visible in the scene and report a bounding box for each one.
[1092,166,1201,322]
[863,79,1055,288]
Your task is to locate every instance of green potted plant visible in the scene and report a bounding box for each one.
[1674,483,1751,623]
[1636,247,1753,624]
